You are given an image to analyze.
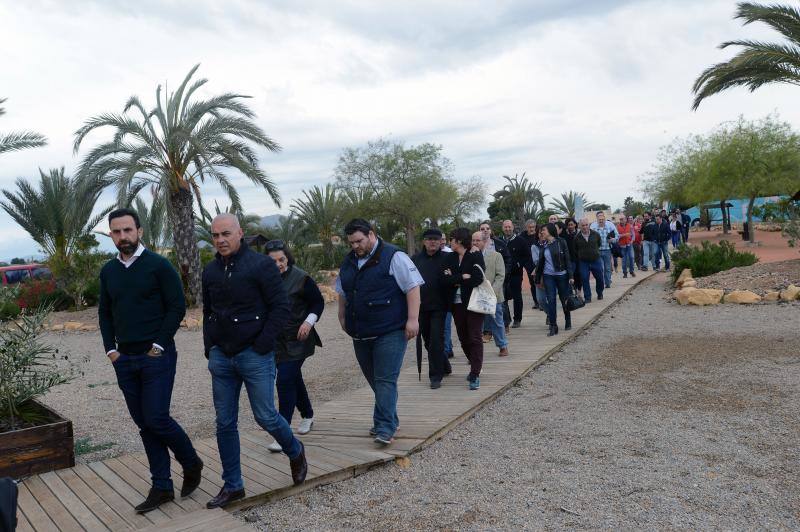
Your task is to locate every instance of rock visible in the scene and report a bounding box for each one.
[675,268,693,288]
[79,324,97,331]
[317,269,340,281]
[675,287,723,306]
[395,456,412,469]
[723,290,761,304]
[780,284,800,301]
[182,317,201,329]
[49,324,65,332]
[63,321,83,331]
[319,285,338,304]
[682,279,696,288]
[764,291,780,302]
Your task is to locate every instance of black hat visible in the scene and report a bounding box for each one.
[422,228,443,239]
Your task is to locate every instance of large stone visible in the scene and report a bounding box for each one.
[318,285,338,304]
[182,317,201,329]
[63,321,83,331]
[764,291,780,302]
[780,284,800,301]
[675,287,723,306]
[682,279,696,288]
[675,268,693,288]
[723,290,761,304]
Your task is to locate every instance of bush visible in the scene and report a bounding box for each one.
[671,240,758,282]
[16,279,68,310]
[0,301,21,321]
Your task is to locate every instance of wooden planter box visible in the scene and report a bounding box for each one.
[0,401,74,479]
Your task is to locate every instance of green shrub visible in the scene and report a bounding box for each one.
[0,301,21,321]
[671,240,758,282]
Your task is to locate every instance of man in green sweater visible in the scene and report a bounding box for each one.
[98,208,203,514]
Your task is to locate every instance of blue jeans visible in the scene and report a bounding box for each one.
[352,329,407,439]
[443,312,453,354]
[599,249,613,287]
[671,231,681,248]
[620,245,634,274]
[543,274,571,327]
[276,358,313,425]
[642,241,655,269]
[535,285,548,312]
[578,259,605,301]
[654,242,671,269]
[113,343,200,491]
[209,346,301,491]
[487,303,508,349]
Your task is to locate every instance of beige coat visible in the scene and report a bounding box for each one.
[482,249,506,301]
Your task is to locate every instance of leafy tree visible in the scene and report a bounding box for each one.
[291,184,343,258]
[549,191,599,218]
[622,196,656,217]
[448,176,488,226]
[9,258,26,265]
[73,64,281,305]
[1,167,110,260]
[0,98,47,155]
[48,235,105,309]
[334,139,462,254]
[490,173,546,227]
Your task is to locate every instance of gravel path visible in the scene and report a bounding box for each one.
[39,302,382,463]
[240,274,800,530]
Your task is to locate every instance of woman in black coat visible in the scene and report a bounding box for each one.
[443,227,485,390]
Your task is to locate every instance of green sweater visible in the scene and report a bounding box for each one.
[98,249,186,353]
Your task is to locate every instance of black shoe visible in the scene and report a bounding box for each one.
[598,294,604,300]
[641,267,648,271]
[444,365,452,375]
[623,272,627,278]
[564,315,572,331]
[446,351,454,359]
[430,380,441,389]
[181,458,203,498]
[631,271,636,277]
[533,304,539,310]
[206,487,245,509]
[547,324,558,337]
[135,488,174,514]
[290,442,308,485]
[511,321,521,328]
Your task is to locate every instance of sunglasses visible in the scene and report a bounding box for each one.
[265,239,285,251]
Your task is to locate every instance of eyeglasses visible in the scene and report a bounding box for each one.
[265,239,285,251]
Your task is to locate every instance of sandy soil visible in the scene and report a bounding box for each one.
[241,275,800,530]
[690,228,798,263]
[693,259,800,295]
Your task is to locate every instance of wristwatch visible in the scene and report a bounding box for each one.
[148,346,163,357]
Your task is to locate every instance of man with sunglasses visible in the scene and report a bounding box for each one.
[336,219,423,445]
[202,214,307,509]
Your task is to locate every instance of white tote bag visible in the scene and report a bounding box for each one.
[467,265,497,315]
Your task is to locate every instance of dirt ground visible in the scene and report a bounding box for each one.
[690,227,798,263]
[693,259,800,295]
[242,275,800,530]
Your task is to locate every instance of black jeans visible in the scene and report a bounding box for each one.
[526,267,538,306]
[113,343,200,491]
[419,309,451,382]
[276,358,314,424]
[506,272,523,322]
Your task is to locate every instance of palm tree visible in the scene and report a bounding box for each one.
[693,2,800,110]
[549,191,599,218]
[134,192,170,251]
[492,173,547,227]
[0,167,110,260]
[195,201,266,247]
[291,184,343,257]
[0,98,47,155]
[73,64,281,305]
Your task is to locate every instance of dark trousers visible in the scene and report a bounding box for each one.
[113,344,199,491]
[452,303,484,379]
[526,267,538,307]
[543,274,571,328]
[506,272,523,322]
[633,242,643,268]
[276,358,314,424]
[578,259,605,302]
[419,310,451,383]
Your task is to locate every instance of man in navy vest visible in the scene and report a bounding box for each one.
[336,219,423,445]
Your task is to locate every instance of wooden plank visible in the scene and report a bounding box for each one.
[22,475,82,532]
[126,453,218,504]
[103,458,187,518]
[55,467,131,532]
[16,482,57,532]
[113,454,204,513]
[88,461,171,525]
[72,463,153,529]
[237,431,330,477]
[139,508,242,532]
[191,441,272,493]
[38,471,108,531]
[15,505,35,532]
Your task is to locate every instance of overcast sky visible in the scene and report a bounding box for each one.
[1,0,797,259]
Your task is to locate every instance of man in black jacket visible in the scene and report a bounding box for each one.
[640,212,657,271]
[653,213,672,271]
[499,219,529,327]
[412,229,452,388]
[202,214,307,509]
[99,208,203,514]
[573,218,605,302]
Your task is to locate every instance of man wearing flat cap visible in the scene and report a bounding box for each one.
[412,228,452,388]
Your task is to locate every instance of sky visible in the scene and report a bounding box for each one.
[1,0,798,260]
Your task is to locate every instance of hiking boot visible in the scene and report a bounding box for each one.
[136,488,174,514]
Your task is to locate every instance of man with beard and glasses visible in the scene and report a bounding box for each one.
[98,208,203,514]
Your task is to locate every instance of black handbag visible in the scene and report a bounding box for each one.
[565,287,585,312]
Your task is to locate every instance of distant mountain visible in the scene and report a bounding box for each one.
[260,214,284,228]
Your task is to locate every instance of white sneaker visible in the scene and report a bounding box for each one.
[267,440,282,453]
[297,417,314,435]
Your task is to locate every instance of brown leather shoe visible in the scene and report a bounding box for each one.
[499,347,509,357]
[290,441,308,485]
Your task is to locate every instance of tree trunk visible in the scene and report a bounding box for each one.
[747,195,756,244]
[169,187,202,306]
[405,224,416,255]
[720,199,729,234]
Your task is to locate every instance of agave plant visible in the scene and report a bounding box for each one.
[73,64,281,305]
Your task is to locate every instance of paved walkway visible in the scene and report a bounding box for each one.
[15,271,653,531]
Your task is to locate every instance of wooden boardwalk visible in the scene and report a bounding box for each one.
[15,271,654,531]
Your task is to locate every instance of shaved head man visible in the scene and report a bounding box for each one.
[210,214,244,258]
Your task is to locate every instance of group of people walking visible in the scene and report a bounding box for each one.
[97,207,682,516]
